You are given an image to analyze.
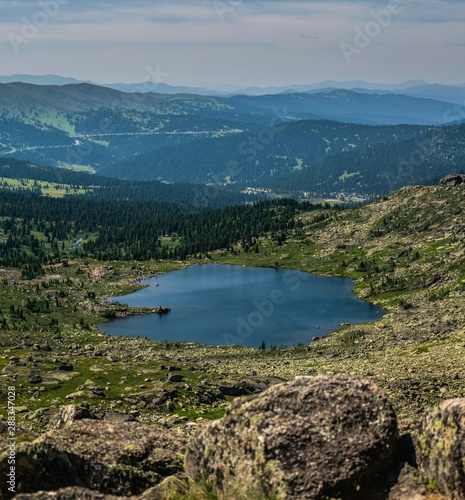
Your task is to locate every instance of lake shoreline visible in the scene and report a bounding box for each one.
[100,262,386,348]
[3,185,465,433]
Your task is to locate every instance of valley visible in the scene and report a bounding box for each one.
[0,77,464,498]
[1,82,465,200]
[0,179,464,430]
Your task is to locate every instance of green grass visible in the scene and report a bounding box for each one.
[1,184,465,428]
[56,162,96,174]
[338,170,360,181]
[0,177,94,197]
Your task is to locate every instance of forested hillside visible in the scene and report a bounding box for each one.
[104,121,423,183]
[2,83,464,198]
[0,158,254,206]
[263,123,465,195]
[0,188,323,276]
[106,122,465,197]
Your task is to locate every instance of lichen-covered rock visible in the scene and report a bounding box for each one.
[387,463,432,500]
[416,399,465,499]
[49,404,99,429]
[15,487,124,499]
[186,375,398,499]
[0,420,188,497]
[138,475,190,499]
[13,483,180,499]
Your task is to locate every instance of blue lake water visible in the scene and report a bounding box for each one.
[99,264,385,348]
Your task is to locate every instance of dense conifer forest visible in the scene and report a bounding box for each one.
[0,159,253,206]
[0,187,326,277]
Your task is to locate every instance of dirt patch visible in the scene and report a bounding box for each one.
[0,268,20,284]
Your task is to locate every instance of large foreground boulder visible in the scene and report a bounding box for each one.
[416,398,465,499]
[186,375,398,499]
[0,420,188,497]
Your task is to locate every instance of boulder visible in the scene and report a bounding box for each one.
[440,174,465,187]
[416,398,465,499]
[186,375,398,499]
[194,384,225,405]
[218,380,262,396]
[57,363,74,372]
[50,404,99,430]
[387,463,430,500]
[138,475,190,499]
[0,420,188,497]
[15,487,123,499]
[101,411,137,424]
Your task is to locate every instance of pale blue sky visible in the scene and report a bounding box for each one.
[1,0,464,87]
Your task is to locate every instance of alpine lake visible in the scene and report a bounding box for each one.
[99,264,385,349]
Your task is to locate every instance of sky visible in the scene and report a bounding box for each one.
[0,0,464,88]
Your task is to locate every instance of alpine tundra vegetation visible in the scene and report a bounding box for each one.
[0,174,465,498]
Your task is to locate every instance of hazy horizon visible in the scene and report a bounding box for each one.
[3,73,465,91]
[0,1,464,88]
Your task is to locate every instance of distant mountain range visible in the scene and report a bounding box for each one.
[1,74,465,103]
[1,80,464,198]
[0,74,231,97]
[0,74,94,86]
[1,81,462,127]
[101,120,465,197]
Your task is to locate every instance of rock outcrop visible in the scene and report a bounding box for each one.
[4,377,465,499]
[49,403,99,430]
[0,420,188,497]
[15,488,123,499]
[440,173,465,187]
[186,375,398,499]
[416,399,465,499]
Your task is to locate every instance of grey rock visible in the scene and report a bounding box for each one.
[387,463,428,500]
[440,173,465,187]
[167,373,183,383]
[102,411,137,424]
[186,375,398,499]
[57,363,74,372]
[44,370,80,383]
[50,404,99,430]
[218,380,260,396]
[416,398,465,499]
[138,475,190,499]
[194,385,225,405]
[15,487,124,499]
[0,420,187,496]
